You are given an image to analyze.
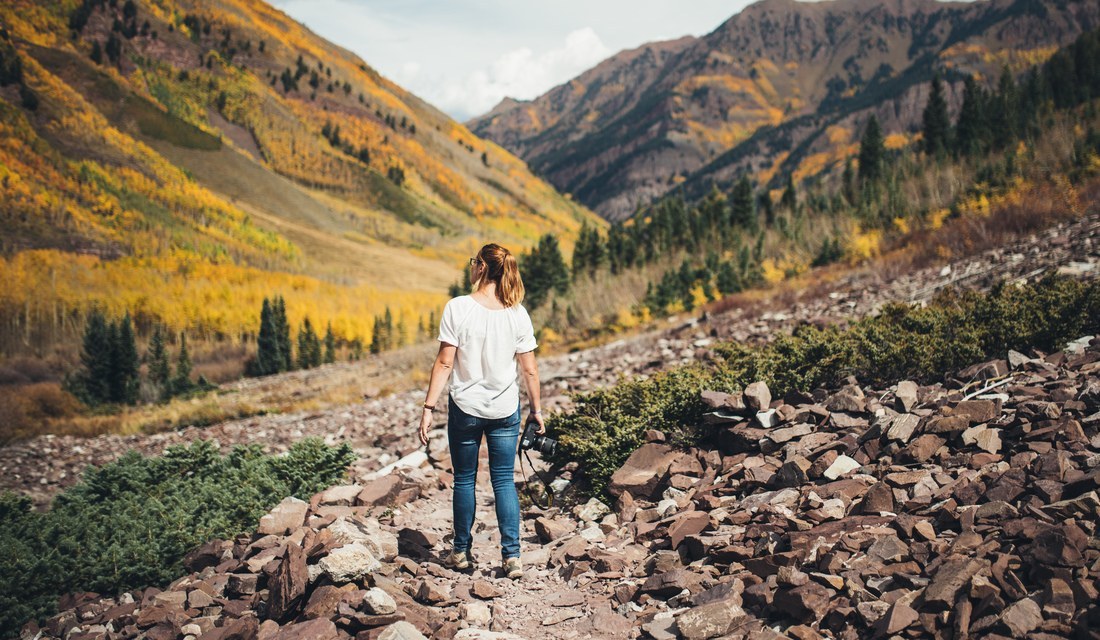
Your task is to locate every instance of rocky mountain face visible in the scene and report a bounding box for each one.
[469,0,1100,220]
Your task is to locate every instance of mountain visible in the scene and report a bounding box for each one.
[469,0,1100,220]
[0,0,599,358]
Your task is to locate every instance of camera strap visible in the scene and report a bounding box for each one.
[518,447,554,509]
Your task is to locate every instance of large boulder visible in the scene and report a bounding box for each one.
[608,444,681,498]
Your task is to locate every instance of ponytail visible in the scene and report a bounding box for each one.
[477,243,525,307]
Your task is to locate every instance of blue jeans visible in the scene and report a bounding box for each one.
[448,395,521,560]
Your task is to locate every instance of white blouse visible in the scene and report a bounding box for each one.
[437,295,538,419]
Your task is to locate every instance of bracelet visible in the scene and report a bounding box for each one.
[423,403,436,412]
[532,410,542,415]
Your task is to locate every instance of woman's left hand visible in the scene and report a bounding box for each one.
[418,409,433,446]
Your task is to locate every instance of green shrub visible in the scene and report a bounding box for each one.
[0,438,355,638]
[549,275,1100,497]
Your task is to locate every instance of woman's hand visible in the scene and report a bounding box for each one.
[419,408,433,446]
[528,410,545,435]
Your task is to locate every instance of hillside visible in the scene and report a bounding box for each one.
[469,0,1100,220]
[0,0,599,359]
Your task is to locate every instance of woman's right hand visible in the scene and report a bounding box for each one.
[418,408,433,446]
[527,411,545,435]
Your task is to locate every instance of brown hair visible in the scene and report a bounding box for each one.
[476,243,525,307]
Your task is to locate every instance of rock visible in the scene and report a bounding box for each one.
[755,409,779,428]
[827,385,865,413]
[895,381,919,412]
[822,455,861,480]
[676,599,747,640]
[452,632,525,640]
[317,484,362,506]
[860,482,895,514]
[459,600,492,627]
[269,544,308,621]
[470,580,502,600]
[886,414,920,443]
[772,582,833,623]
[573,497,610,522]
[376,621,428,640]
[900,434,944,463]
[363,588,397,615]
[270,618,339,640]
[952,399,1000,424]
[317,543,380,583]
[414,580,449,605]
[357,475,403,506]
[534,517,573,543]
[743,381,772,412]
[923,556,989,609]
[1001,598,1042,636]
[328,517,398,560]
[669,511,710,549]
[607,443,680,498]
[364,451,428,481]
[257,497,308,536]
[874,602,919,636]
[640,569,704,599]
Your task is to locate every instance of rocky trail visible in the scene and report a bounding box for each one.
[5,212,1100,640]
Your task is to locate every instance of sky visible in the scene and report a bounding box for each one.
[269,0,752,122]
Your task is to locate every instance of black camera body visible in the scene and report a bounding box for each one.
[519,421,557,457]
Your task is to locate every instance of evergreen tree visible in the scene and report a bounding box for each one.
[716,261,741,295]
[323,322,336,364]
[110,312,140,404]
[990,67,1018,150]
[90,40,103,65]
[254,297,281,376]
[780,174,797,211]
[173,332,193,395]
[383,308,394,350]
[922,74,951,157]
[841,158,856,204]
[274,296,292,371]
[954,75,989,157]
[297,317,321,369]
[858,114,885,185]
[147,323,171,392]
[369,315,385,354]
[523,234,570,308]
[71,309,113,405]
[730,175,755,228]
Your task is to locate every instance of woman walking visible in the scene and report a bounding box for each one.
[418,243,543,579]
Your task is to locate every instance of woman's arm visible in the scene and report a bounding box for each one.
[517,350,544,434]
[419,342,457,445]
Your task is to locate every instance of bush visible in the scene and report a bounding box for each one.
[0,383,84,444]
[549,275,1100,496]
[0,438,355,638]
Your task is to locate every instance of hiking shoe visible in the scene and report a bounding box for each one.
[445,550,470,570]
[503,557,522,580]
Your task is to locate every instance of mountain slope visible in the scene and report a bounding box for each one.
[470,0,1100,220]
[0,0,600,357]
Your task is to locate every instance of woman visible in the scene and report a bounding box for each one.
[418,243,544,580]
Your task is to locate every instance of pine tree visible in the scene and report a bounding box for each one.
[858,115,885,185]
[730,175,755,228]
[71,309,113,405]
[383,308,394,351]
[147,323,171,392]
[90,40,103,65]
[922,74,951,157]
[842,158,856,205]
[297,317,320,369]
[781,174,797,211]
[274,296,292,371]
[173,332,193,395]
[369,315,385,354]
[954,75,989,157]
[323,322,336,364]
[111,312,140,404]
[523,234,570,308]
[254,297,281,376]
[990,67,1018,150]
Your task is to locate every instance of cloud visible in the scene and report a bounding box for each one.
[409,27,611,121]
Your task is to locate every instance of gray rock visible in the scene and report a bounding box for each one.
[363,587,397,615]
[317,542,380,583]
[258,497,309,536]
[377,621,428,640]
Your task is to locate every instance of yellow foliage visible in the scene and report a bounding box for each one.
[893,216,911,235]
[690,285,708,309]
[884,133,911,150]
[928,208,951,230]
[845,229,882,264]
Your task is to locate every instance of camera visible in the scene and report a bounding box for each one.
[519,421,557,457]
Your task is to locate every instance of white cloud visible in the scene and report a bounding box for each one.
[408,27,611,121]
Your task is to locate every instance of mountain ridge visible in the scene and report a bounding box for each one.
[470,0,1100,220]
